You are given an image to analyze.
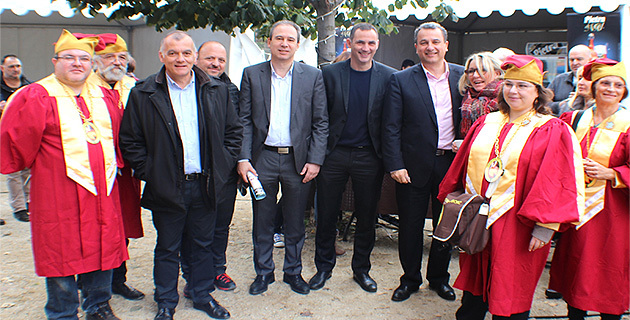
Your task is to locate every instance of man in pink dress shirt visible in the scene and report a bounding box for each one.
[382,22,465,302]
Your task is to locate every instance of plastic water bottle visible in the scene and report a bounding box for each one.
[247,171,266,200]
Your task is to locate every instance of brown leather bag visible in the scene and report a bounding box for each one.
[433,190,490,255]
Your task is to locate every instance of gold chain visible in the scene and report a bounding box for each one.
[57,80,94,124]
[492,109,536,159]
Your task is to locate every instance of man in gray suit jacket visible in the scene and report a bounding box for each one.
[309,23,397,293]
[237,20,328,296]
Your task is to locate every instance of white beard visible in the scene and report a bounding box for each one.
[98,64,125,83]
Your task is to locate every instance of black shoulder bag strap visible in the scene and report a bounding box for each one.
[571,110,585,132]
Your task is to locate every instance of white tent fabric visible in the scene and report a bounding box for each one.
[372,0,627,20]
[228,27,318,89]
[228,28,266,89]
[0,0,139,19]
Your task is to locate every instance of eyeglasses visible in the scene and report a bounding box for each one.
[504,81,535,91]
[598,80,626,90]
[464,68,486,75]
[55,55,92,63]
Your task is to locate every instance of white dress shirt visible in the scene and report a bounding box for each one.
[166,72,202,174]
[265,62,293,147]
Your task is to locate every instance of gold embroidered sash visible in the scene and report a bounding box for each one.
[39,74,117,196]
[573,107,630,228]
[466,112,555,228]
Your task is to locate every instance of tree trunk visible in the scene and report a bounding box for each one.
[315,6,337,67]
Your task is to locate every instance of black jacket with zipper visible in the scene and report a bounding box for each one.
[119,65,243,213]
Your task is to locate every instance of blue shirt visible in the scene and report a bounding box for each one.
[166,72,202,174]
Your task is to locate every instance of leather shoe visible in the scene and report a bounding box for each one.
[308,271,332,290]
[112,282,145,300]
[353,272,377,292]
[13,209,29,222]
[391,284,419,302]
[154,307,174,320]
[545,288,563,299]
[429,282,456,301]
[283,273,310,294]
[249,273,275,295]
[86,302,120,320]
[193,298,230,319]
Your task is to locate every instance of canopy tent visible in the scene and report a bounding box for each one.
[0,0,628,81]
[370,0,629,76]
[0,0,316,82]
[372,0,626,20]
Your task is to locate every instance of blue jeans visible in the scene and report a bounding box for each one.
[45,269,113,320]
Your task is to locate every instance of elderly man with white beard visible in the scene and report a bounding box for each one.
[87,33,146,302]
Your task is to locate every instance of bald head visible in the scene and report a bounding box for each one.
[196,41,227,77]
[569,44,595,73]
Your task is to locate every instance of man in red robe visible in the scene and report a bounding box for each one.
[88,33,145,301]
[0,29,128,320]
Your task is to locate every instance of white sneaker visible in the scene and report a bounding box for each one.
[273,233,285,248]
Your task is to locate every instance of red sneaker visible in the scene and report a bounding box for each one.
[215,273,237,291]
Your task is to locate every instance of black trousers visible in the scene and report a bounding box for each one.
[211,172,238,275]
[252,149,311,276]
[456,291,530,320]
[396,151,454,288]
[315,146,383,274]
[181,172,238,282]
[152,179,216,309]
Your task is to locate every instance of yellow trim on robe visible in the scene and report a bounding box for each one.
[466,112,555,228]
[87,72,136,108]
[38,74,117,196]
[574,107,630,228]
[612,171,627,189]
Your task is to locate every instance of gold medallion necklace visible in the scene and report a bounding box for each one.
[484,109,536,183]
[58,80,101,144]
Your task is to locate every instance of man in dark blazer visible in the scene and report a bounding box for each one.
[120,31,242,320]
[237,20,328,296]
[308,23,397,293]
[382,22,464,302]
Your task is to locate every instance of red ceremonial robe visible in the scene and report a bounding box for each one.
[88,72,143,239]
[549,109,630,315]
[0,78,128,277]
[438,112,583,316]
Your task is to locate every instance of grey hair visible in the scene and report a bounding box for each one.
[269,20,301,43]
[159,30,195,53]
[413,22,448,43]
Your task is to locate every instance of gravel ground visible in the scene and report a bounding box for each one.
[1,175,626,320]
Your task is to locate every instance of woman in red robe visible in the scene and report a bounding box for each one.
[438,55,584,319]
[549,58,629,320]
